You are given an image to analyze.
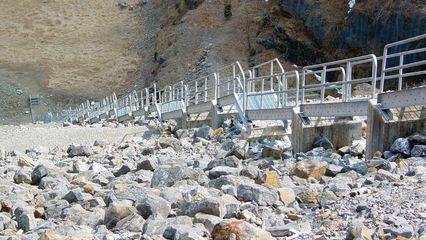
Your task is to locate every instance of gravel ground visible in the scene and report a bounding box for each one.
[0,124,155,152]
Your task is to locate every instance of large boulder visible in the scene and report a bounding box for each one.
[390,138,411,155]
[136,194,171,219]
[411,145,426,157]
[31,165,49,185]
[211,219,273,240]
[292,159,327,180]
[151,167,208,188]
[194,125,213,139]
[236,183,278,206]
[67,144,93,157]
[209,166,239,179]
[178,197,226,218]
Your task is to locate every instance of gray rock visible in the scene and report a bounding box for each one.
[137,159,158,171]
[160,188,184,208]
[262,146,283,159]
[194,125,212,140]
[383,150,394,159]
[63,189,92,203]
[39,176,68,190]
[237,183,278,206]
[93,140,108,147]
[178,197,226,218]
[367,158,391,171]
[73,161,89,173]
[408,131,426,145]
[104,203,138,229]
[348,159,368,175]
[375,169,400,182]
[143,216,193,236]
[0,213,14,231]
[114,165,131,177]
[44,199,70,219]
[350,139,365,156]
[67,144,93,157]
[325,164,344,177]
[206,156,240,170]
[383,216,413,238]
[136,194,171,219]
[90,162,110,173]
[239,166,259,179]
[164,225,207,240]
[209,166,239,179]
[142,147,155,156]
[113,212,145,232]
[151,167,207,188]
[0,149,6,161]
[158,137,181,151]
[313,136,334,150]
[13,169,32,184]
[411,145,426,157]
[390,138,411,155]
[317,190,338,206]
[26,145,49,156]
[17,214,36,232]
[209,175,253,190]
[193,213,221,232]
[175,129,189,139]
[31,165,49,184]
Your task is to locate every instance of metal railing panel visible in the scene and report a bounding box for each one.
[381,34,426,92]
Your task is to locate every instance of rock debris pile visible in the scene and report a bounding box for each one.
[0,122,425,239]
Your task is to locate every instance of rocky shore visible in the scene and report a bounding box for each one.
[0,120,425,239]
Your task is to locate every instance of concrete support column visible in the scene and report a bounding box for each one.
[291,107,363,154]
[210,100,222,129]
[365,99,426,159]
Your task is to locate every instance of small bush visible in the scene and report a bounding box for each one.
[224,0,232,18]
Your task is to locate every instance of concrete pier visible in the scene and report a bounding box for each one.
[366,99,426,159]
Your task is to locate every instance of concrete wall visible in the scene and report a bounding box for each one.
[291,108,362,153]
[366,99,426,159]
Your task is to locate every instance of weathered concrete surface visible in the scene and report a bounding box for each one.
[366,99,426,159]
[291,107,362,153]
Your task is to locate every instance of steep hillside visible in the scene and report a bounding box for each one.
[0,0,143,124]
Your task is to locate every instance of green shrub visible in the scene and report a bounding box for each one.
[224,0,232,18]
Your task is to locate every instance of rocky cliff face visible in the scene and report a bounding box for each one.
[136,0,425,90]
[281,0,426,58]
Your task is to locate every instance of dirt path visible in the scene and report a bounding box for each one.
[0,124,155,152]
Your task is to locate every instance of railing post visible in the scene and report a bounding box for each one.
[295,71,300,107]
[302,69,306,104]
[344,62,350,102]
[398,55,404,90]
[381,47,388,93]
[214,73,218,100]
[195,81,198,104]
[371,55,378,98]
[321,66,326,103]
[204,77,208,102]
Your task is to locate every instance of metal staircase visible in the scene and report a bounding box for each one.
[47,34,426,128]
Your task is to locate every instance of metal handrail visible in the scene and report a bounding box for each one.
[246,71,299,109]
[302,54,377,104]
[50,35,425,124]
[252,58,285,77]
[381,34,426,92]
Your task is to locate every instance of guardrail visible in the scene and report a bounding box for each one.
[302,54,378,104]
[380,33,426,92]
[45,34,425,125]
[246,70,299,110]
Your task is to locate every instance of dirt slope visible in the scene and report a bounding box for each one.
[0,0,144,124]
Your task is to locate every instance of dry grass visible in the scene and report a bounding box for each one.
[0,0,143,97]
